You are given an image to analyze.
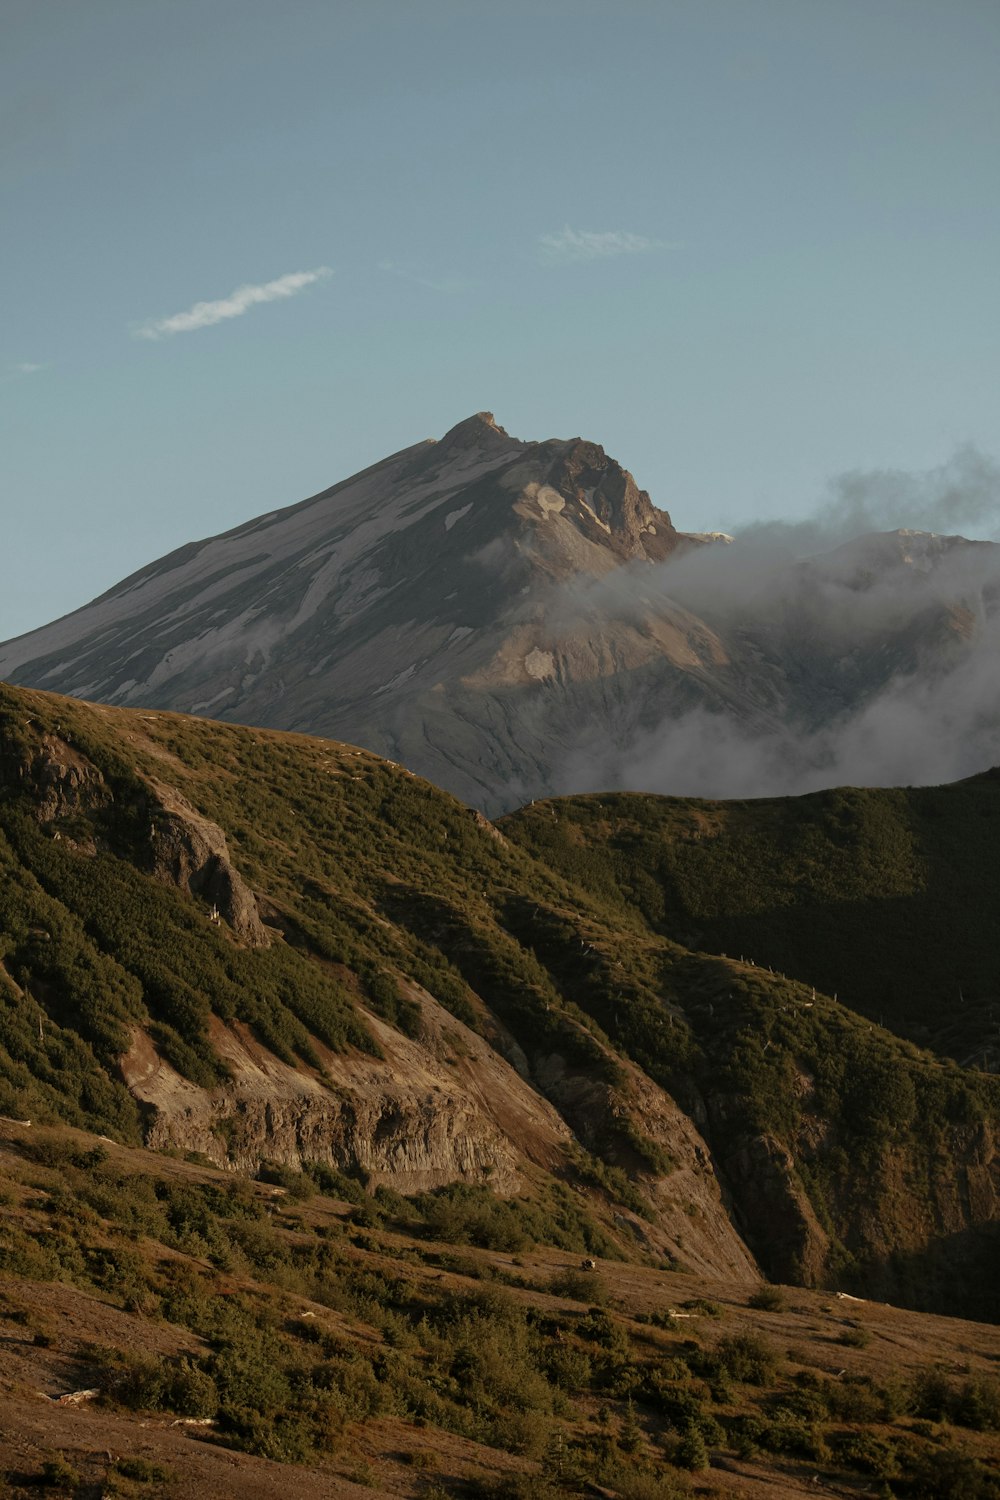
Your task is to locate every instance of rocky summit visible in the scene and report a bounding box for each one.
[2,414,1000,811]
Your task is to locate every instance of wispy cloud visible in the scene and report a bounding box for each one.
[134,266,332,340]
[377,258,471,295]
[538,226,666,265]
[13,362,45,374]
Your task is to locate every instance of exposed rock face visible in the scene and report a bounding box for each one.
[2,718,269,947]
[122,990,570,1196]
[144,778,270,948]
[534,1048,759,1282]
[546,437,679,562]
[721,1131,831,1286]
[121,989,760,1279]
[20,733,111,825]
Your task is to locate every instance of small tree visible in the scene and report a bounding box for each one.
[675,1425,709,1471]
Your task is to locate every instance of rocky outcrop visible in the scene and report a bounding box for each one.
[531,1045,759,1282]
[721,1131,831,1286]
[119,980,764,1280]
[471,809,507,845]
[143,778,270,948]
[545,438,680,562]
[121,984,574,1196]
[0,717,269,945]
[21,733,111,826]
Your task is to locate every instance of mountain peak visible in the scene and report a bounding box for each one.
[434,411,514,455]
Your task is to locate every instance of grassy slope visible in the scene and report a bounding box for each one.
[1,686,1000,1321]
[2,1118,1000,1500]
[501,781,1000,1062]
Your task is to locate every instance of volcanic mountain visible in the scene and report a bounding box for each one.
[2,413,999,809]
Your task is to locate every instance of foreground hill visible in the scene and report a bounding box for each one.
[3,415,998,811]
[1,683,1000,1327]
[3,1117,1000,1499]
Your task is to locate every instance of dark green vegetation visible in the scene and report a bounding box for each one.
[1,683,1000,1329]
[503,780,1000,1067]
[2,1122,999,1500]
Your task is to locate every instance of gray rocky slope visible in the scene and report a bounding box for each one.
[3,412,999,810]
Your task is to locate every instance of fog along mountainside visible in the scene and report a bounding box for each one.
[2,417,1000,813]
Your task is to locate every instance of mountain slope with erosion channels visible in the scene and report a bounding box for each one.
[3,413,999,811]
[0,682,998,1321]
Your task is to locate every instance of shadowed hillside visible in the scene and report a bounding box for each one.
[502,779,1000,1067]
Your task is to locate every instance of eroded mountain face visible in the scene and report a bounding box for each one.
[0,414,701,807]
[3,414,999,811]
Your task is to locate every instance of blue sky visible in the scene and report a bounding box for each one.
[3,0,999,640]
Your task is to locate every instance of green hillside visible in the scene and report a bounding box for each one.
[502,780,1000,1066]
[1,684,1000,1325]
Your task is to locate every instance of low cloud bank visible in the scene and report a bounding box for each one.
[734,443,1000,560]
[562,633,1000,800]
[556,446,1000,800]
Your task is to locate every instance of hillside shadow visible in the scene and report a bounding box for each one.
[850,1220,1000,1325]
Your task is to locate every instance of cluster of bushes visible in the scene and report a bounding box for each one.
[1,806,378,1083]
[379,884,620,1080]
[3,1132,1000,1497]
[405,1181,614,1256]
[498,894,702,1092]
[504,783,1000,1087]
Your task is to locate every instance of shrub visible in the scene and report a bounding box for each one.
[748,1284,785,1312]
[114,1458,174,1482]
[826,1373,903,1423]
[701,1332,779,1385]
[954,1374,1000,1431]
[40,1457,80,1488]
[681,1298,722,1318]
[257,1161,315,1200]
[544,1345,593,1393]
[831,1430,899,1479]
[614,1477,690,1500]
[910,1366,954,1421]
[547,1268,609,1305]
[901,1444,1000,1500]
[757,1408,828,1461]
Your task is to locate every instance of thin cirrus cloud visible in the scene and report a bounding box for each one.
[538,225,667,264]
[14,362,45,374]
[134,266,332,340]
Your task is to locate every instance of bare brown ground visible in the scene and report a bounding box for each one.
[2,1119,999,1497]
